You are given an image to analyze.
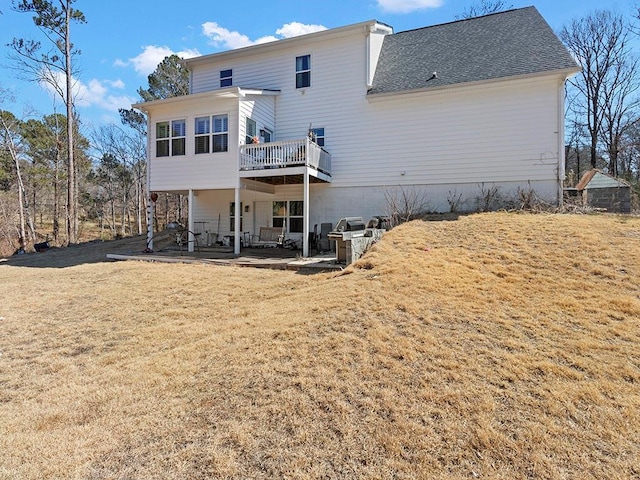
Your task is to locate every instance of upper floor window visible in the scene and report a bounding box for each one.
[246,118,257,145]
[195,116,210,154]
[260,128,272,143]
[309,127,325,147]
[220,69,232,88]
[156,119,185,157]
[213,115,229,152]
[194,114,228,154]
[296,55,310,89]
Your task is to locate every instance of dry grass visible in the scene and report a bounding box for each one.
[1,212,639,479]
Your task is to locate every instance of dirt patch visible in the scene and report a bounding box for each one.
[0,230,175,268]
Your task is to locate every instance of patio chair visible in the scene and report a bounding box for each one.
[175,228,201,254]
[317,222,333,252]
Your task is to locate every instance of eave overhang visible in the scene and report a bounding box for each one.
[366,67,581,102]
[132,87,280,112]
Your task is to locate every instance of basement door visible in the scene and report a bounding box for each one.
[254,201,271,231]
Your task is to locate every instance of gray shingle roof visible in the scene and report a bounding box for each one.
[368,6,579,95]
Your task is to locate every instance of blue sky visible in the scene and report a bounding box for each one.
[0,0,634,131]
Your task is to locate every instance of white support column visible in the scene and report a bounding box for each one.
[234,185,241,255]
[188,189,195,253]
[145,113,153,251]
[303,168,310,257]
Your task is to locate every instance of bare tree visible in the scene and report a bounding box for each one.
[9,0,86,244]
[560,11,637,171]
[0,106,36,252]
[383,185,429,228]
[456,1,513,20]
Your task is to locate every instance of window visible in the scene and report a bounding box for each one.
[230,202,243,231]
[289,201,304,233]
[273,200,303,233]
[310,127,325,147]
[171,120,186,155]
[246,118,257,145]
[156,119,185,157]
[220,69,232,88]
[260,128,272,143]
[156,122,170,157]
[213,115,229,152]
[195,114,228,154]
[195,116,210,154]
[296,54,310,89]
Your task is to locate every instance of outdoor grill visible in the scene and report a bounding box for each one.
[333,216,366,233]
[328,217,366,263]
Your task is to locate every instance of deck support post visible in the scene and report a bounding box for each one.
[234,185,241,255]
[303,167,310,257]
[188,189,195,253]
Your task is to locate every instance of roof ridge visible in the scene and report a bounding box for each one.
[393,5,536,36]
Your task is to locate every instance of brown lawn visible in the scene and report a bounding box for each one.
[0,212,639,479]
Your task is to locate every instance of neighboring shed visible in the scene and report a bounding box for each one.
[574,169,631,213]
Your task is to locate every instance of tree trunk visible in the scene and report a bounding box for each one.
[110,200,116,236]
[2,116,28,251]
[121,193,127,237]
[16,164,28,251]
[65,0,76,245]
[590,134,597,169]
[137,178,144,235]
[53,146,60,243]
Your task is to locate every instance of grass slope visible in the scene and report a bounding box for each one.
[0,212,639,479]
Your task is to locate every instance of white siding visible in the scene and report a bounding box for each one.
[274,36,368,142]
[191,52,291,94]
[332,76,563,189]
[149,25,566,213]
[148,98,239,191]
[239,95,276,144]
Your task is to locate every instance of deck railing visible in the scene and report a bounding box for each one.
[240,138,331,175]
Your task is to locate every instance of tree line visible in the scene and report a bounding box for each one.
[1,1,639,255]
[561,8,640,189]
[0,0,188,255]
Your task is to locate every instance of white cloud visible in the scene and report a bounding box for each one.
[377,0,443,13]
[202,21,327,50]
[74,78,137,112]
[116,46,201,76]
[107,79,125,89]
[40,71,136,113]
[202,22,254,49]
[276,22,327,38]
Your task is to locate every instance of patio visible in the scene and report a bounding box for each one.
[106,244,341,272]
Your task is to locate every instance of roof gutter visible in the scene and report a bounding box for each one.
[132,87,280,112]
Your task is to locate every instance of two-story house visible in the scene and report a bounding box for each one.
[134,6,579,256]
